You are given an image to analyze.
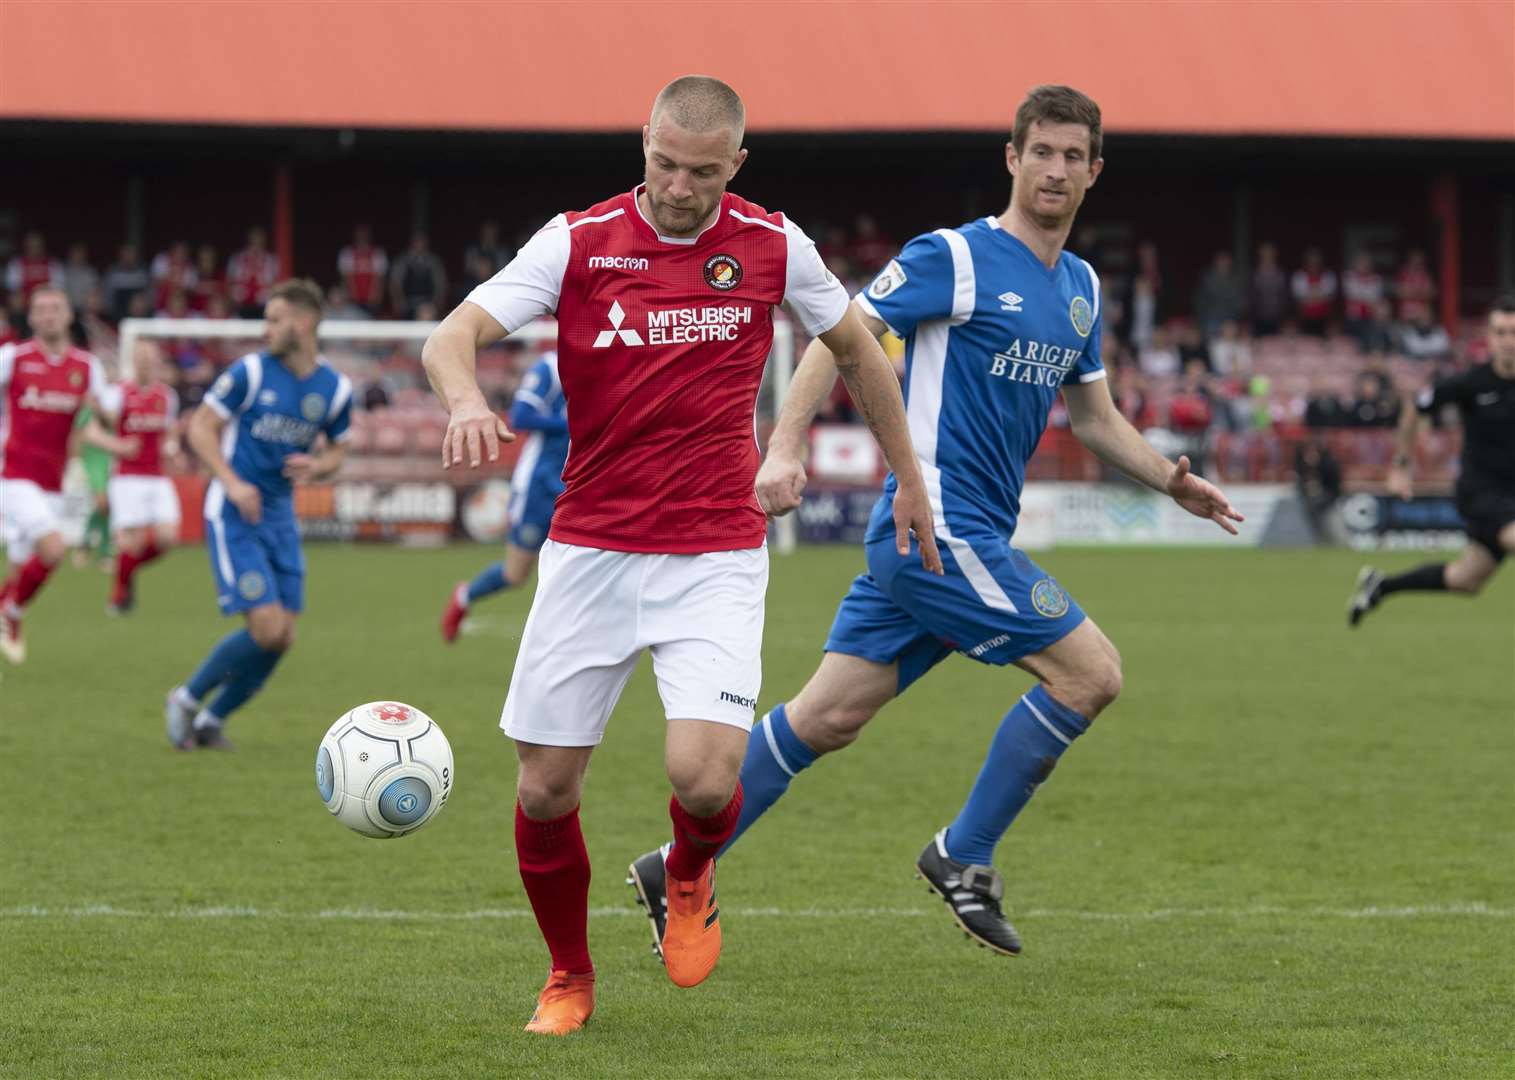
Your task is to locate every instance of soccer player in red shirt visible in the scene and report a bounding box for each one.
[89,340,182,614]
[0,287,134,662]
[423,75,940,1035]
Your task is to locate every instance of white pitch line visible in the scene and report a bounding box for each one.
[0,903,1509,921]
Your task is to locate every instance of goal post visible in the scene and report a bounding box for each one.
[116,314,799,552]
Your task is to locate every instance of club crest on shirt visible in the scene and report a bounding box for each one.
[1031,577,1070,618]
[301,393,326,422]
[704,254,742,291]
[212,372,235,398]
[68,370,84,387]
[869,259,907,300]
[1069,296,1094,338]
[238,570,267,600]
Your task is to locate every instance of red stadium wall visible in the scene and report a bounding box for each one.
[2,0,1512,139]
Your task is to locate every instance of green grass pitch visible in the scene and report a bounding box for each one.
[2,543,1511,1078]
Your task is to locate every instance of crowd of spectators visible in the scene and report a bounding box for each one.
[0,219,1494,487]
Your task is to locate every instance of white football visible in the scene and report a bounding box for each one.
[316,701,453,838]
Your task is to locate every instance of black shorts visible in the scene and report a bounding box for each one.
[1457,488,1515,562]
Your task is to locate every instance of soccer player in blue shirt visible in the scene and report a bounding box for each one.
[165,279,353,750]
[439,351,567,642]
[629,86,1242,957]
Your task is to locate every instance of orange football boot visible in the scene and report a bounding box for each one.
[524,969,595,1035]
[662,863,721,988]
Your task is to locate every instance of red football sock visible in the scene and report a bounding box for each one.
[515,802,593,976]
[116,543,164,591]
[11,556,54,608]
[665,784,744,882]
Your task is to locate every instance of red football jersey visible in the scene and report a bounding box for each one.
[0,339,107,492]
[466,186,849,554]
[227,249,280,306]
[338,244,389,306]
[107,381,179,477]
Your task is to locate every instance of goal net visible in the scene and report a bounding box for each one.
[115,316,798,551]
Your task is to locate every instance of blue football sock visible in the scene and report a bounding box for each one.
[203,647,285,724]
[184,629,264,702]
[718,703,818,857]
[945,685,1090,866]
[465,562,510,606]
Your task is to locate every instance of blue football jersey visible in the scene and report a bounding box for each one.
[512,352,569,481]
[203,351,353,507]
[856,217,1104,542]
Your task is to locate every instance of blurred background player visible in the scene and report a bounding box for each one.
[0,287,128,662]
[627,85,1243,959]
[1349,296,1515,624]
[72,401,116,570]
[422,74,937,1035]
[88,340,182,615]
[164,280,352,749]
[439,350,567,642]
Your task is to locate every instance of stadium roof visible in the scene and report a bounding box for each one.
[2,0,1511,140]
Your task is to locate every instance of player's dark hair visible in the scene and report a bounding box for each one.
[652,75,745,142]
[269,278,324,317]
[1012,85,1103,160]
[1491,294,1515,316]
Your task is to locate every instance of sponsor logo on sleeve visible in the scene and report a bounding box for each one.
[868,259,907,300]
[1030,578,1071,618]
[212,372,235,398]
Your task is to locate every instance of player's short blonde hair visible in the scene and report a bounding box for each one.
[1012,85,1103,160]
[269,278,324,317]
[651,75,745,145]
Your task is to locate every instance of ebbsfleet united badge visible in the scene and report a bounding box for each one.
[1031,577,1070,618]
[1069,295,1094,338]
[238,571,267,601]
[301,393,326,422]
[704,253,742,291]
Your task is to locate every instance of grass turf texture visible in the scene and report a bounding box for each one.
[2,543,1511,1079]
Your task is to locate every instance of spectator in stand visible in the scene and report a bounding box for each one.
[157,288,193,319]
[1341,251,1385,352]
[1290,248,1337,337]
[5,231,63,303]
[1249,242,1290,336]
[1127,274,1158,350]
[456,250,496,307]
[103,243,150,320]
[226,226,280,317]
[389,232,447,319]
[1176,322,1211,372]
[61,243,99,312]
[1303,373,1349,428]
[1358,298,1397,355]
[1209,320,1253,378]
[151,241,197,310]
[1111,365,1156,430]
[1138,325,1180,377]
[1192,251,1244,341]
[1348,369,1398,428]
[1294,434,1343,544]
[849,214,895,275]
[464,220,513,277]
[325,284,371,321]
[338,224,388,316]
[1168,358,1218,475]
[1393,247,1436,325]
[1398,313,1452,363]
[204,294,232,320]
[189,245,225,313]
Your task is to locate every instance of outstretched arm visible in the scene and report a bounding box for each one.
[1387,393,1422,498]
[1063,378,1244,535]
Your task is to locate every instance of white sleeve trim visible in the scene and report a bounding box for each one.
[0,342,15,387]
[95,381,125,417]
[87,355,109,402]
[1080,257,1102,322]
[781,217,850,337]
[326,373,353,425]
[1078,369,1108,383]
[465,215,569,334]
[853,293,902,338]
[202,393,232,419]
[165,386,180,421]
[933,228,976,325]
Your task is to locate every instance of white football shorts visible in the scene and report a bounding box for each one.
[108,475,182,531]
[501,539,769,747]
[0,478,64,561]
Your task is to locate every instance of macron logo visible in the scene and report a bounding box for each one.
[999,291,1024,312]
[592,301,645,348]
[588,255,649,271]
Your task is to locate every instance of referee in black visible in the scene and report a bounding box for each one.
[1350,295,1515,625]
